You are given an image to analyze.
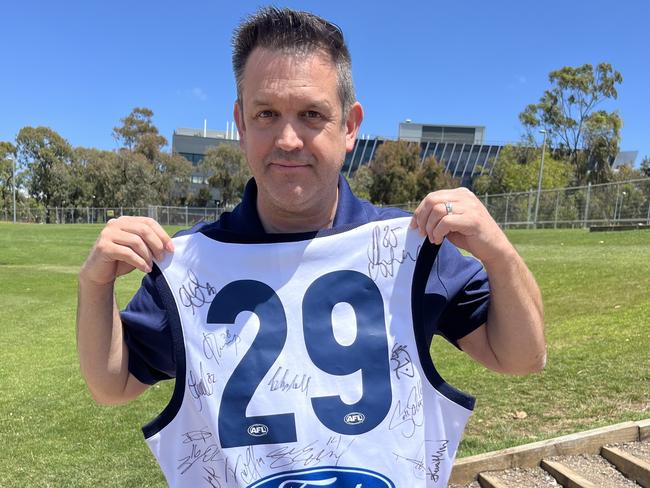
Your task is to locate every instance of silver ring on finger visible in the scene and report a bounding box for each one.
[444,201,453,215]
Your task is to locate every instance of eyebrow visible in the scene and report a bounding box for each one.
[248,97,335,112]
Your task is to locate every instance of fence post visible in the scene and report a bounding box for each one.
[185,206,188,227]
[554,190,560,229]
[613,184,621,223]
[583,183,591,228]
[646,198,650,225]
[504,193,510,229]
[527,189,533,229]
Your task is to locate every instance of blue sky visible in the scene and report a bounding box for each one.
[2,0,648,162]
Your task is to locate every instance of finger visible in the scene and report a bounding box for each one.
[112,218,171,261]
[425,209,445,243]
[410,197,430,229]
[136,217,175,253]
[112,230,155,268]
[411,189,462,230]
[102,240,152,273]
[416,201,449,238]
[95,238,151,273]
[430,214,473,245]
[413,198,436,235]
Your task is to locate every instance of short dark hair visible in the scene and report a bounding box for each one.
[232,7,356,117]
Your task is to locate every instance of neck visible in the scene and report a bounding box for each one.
[257,187,339,233]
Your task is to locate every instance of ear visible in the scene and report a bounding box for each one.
[344,102,364,153]
[233,101,246,150]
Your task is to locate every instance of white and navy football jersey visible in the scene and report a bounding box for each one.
[144,216,474,487]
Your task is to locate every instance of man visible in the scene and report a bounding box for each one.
[77,7,545,487]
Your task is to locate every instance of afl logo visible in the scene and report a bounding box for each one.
[247,424,269,437]
[344,412,365,425]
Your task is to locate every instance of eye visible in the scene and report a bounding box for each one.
[302,110,322,119]
[256,110,275,119]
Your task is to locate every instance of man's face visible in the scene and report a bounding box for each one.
[234,48,362,227]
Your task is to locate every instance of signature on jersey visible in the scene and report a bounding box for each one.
[179,269,217,314]
[388,383,424,438]
[367,225,418,281]
[390,344,415,379]
[187,361,216,411]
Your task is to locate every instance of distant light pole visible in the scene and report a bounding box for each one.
[12,155,16,224]
[533,129,547,228]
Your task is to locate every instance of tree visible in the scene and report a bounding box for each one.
[155,152,192,205]
[414,156,459,201]
[473,144,573,195]
[639,156,650,178]
[0,141,17,208]
[580,110,622,183]
[347,165,373,201]
[188,187,213,207]
[16,126,73,210]
[519,63,623,182]
[201,144,250,205]
[368,141,419,204]
[74,147,122,207]
[113,150,159,207]
[112,107,167,157]
[357,141,461,205]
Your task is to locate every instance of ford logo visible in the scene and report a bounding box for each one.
[247,466,395,488]
[344,412,365,425]
[247,424,269,437]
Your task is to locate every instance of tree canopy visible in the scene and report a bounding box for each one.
[349,141,458,205]
[0,141,17,208]
[473,144,573,195]
[16,126,74,208]
[201,144,250,205]
[519,63,623,184]
[112,107,168,157]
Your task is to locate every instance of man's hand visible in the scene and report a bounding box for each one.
[410,187,514,266]
[77,216,174,405]
[411,187,546,375]
[80,216,175,286]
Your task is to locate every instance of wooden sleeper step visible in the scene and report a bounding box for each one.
[601,446,650,488]
[540,459,598,488]
[476,472,510,488]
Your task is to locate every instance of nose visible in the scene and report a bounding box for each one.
[275,119,304,152]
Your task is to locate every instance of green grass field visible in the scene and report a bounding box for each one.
[1,223,648,486]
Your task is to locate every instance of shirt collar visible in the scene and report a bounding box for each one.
[227,174,368,234]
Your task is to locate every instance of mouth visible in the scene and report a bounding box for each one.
[268,160,311,170]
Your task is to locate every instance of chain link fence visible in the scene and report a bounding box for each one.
[480,178,650,228]
[3,178,650,229]
[0,205,229,226]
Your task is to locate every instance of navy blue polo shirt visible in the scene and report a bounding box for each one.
[121,175,490,385]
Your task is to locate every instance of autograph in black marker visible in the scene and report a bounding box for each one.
[187,362,216,412]
[391,343,415,379]
[179,270,216,315]
[367,225,419,281]
[388,383,424,438]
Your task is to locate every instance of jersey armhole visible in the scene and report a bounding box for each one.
[411,239,476,411]
[141,264,187,439]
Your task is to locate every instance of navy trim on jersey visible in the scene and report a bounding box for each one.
[411,239,476,411]
[199,222,366,244]
[142,264,187,439]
